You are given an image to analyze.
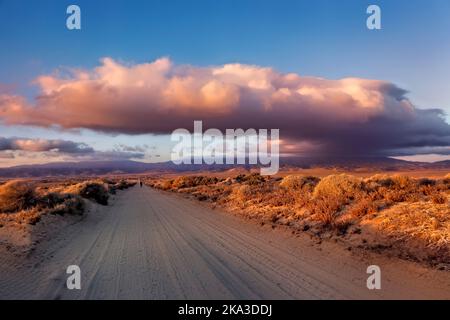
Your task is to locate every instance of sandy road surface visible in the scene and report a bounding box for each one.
[1,186,449,299]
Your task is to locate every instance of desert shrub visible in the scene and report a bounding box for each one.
[418,178,436,186]
[0,180,37,213]
[366,174,434,203]
[172,176,218,189]
[46,195,85,216]
[64,181,109,205]
[79,182,109,205]
[231,185,253,203]
[38,192,84,214]
[279,175,304,190]
[3,207,42,225]
[365,201,450,264]
[311,195,343,226]
[160,180,173,190]
[250,183,287,205]
[366,174,416,190]
[244,173,266,186]
[308,175,365,227]
[0,182,88,225]
[144,180,155,187]
[114,180,136,191]
[98,179,135,194]
[38,192,67,208]
[102,178,115,185]
[443,174,450,185]
[346,197,381,218]
[65,196,85,214]
[279,175,320,191]
[418,185,436,197]
[432,193,447,205]
[265,190,296,206]
[390,175,415,189]
[234,173,266,185]
[372,186,421,203]
[313,174,365,201]
[380,189,408,202]
[365,174,393,188]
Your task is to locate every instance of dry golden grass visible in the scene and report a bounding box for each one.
[279,175,320,192]
[63,181,110,205]
[147,172,450,265]
[361,198,450,262]
[172,176,219,189]
[0,178,136,226]
[0,180,37,213]
[309,174,366,227]
[0,180,85,225]
[313,174,365,200]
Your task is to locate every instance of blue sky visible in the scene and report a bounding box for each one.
[1,0,449,108]
[0,0,449,165]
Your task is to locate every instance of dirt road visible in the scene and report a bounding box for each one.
[1,186,449,299]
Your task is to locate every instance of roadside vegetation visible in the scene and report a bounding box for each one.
[0,178,136,225]
[146,173,450,267]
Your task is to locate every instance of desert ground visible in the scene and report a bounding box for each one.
[0,170,449,299]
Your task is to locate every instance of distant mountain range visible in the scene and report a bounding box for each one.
[281,156,450,171]
[0,157,448,178]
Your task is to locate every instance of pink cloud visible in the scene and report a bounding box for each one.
[0,57,448,156]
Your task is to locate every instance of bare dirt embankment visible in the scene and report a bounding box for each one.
[1,185,449,299]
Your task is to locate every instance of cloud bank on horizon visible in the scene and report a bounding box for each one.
[0,57,449,159]
[0,137,93,154]
[0,136,146,165]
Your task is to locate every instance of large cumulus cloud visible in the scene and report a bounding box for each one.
[0,57,449,157]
